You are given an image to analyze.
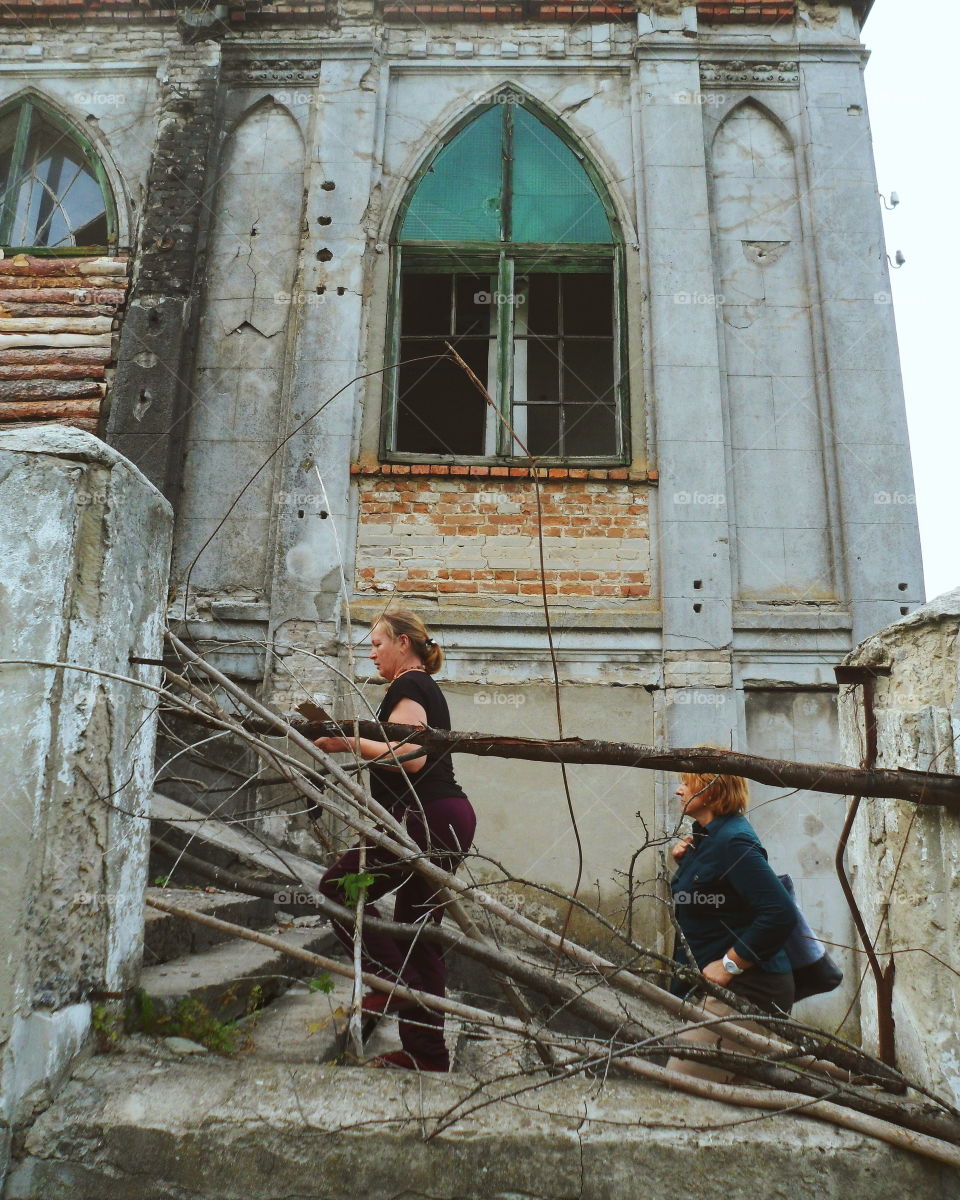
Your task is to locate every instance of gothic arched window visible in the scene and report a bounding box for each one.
[0,98,114,250]
[385,95,625,462]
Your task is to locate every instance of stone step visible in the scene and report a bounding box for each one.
[142,887,276,967]
[8,1052,956,1200]
[138,923,337,1024]
[242,970,461,1068]
[150,792,324,891]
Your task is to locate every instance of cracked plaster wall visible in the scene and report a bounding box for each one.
[171,97,306,597]
[838,590,960,1105]
[0,426,172,1175]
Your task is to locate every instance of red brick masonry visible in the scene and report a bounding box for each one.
[697,1,795,22]
[0,0,797,24]
[353,468,651,600]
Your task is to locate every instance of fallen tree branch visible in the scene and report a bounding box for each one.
[301,722,960,809]
[142,895,960,1167]
[157,650,916,1094]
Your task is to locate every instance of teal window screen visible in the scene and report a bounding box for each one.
[400,101,612,246]
[400,107,503,242]
[0,99,114,250]
[388,95,624,463]
[511,107,610,244]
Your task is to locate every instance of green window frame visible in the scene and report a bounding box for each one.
[0,97,116,254]
[382,94,628,465]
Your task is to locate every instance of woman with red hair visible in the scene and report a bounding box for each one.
[667,768,797,1081]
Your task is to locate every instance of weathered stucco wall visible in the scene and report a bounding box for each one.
[0,426,172,1176]
[838,589,960,1104]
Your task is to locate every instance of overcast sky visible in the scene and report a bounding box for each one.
[863,1,959,602]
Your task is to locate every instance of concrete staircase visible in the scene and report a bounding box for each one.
[7,1045,956,1200]
[4,808,959,1197]
[6,893,958,1198]
[140,887,338,1026]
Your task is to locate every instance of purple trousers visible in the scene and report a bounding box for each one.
[318,794,476,1067]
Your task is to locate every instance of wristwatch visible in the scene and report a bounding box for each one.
[721,954,744,976]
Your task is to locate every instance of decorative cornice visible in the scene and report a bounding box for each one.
[700,58,799,85]
[223,55,322,82]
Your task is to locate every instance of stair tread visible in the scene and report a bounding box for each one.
[151,792,324,889]
[140,925,335,998]
[143,887,276,966]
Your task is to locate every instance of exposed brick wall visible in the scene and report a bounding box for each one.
[0,1,331,24]
[697,1,796,22]
[382,1,635,20]
[354,469,651,601]
[106,40,223,498]
[0,0,802,26]
[0,0,178,21]
[0,254,128,432]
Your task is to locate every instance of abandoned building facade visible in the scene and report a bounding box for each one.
[1,0,920,1038]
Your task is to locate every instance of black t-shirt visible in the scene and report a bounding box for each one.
[368,671,466,813]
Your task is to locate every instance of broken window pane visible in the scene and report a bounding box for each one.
[401,274,450,336]
[565,402,617,457]
[563,340,614,407]
[0,105,109,248]
[526,401,562,457]
[525,338,560,405]
[396,338,488,455]
[526,274,560,335]
[454,275,493,335]
[562,273,613,336]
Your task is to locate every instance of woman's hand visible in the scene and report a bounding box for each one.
[314,736,352,754]
[701,959,734,987]
[671,835,694,862]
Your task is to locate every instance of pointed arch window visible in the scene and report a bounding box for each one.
[385,96,626,462]
[0,99,114,251]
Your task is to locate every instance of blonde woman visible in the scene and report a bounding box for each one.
[668,769,796,1081]
[315,609,475,1072]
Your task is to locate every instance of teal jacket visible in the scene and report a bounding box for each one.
[670,812,796,984]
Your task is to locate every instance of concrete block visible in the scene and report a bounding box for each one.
[0,427,171,1167]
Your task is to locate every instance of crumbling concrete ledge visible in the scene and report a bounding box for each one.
[5,1055,958,1200]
